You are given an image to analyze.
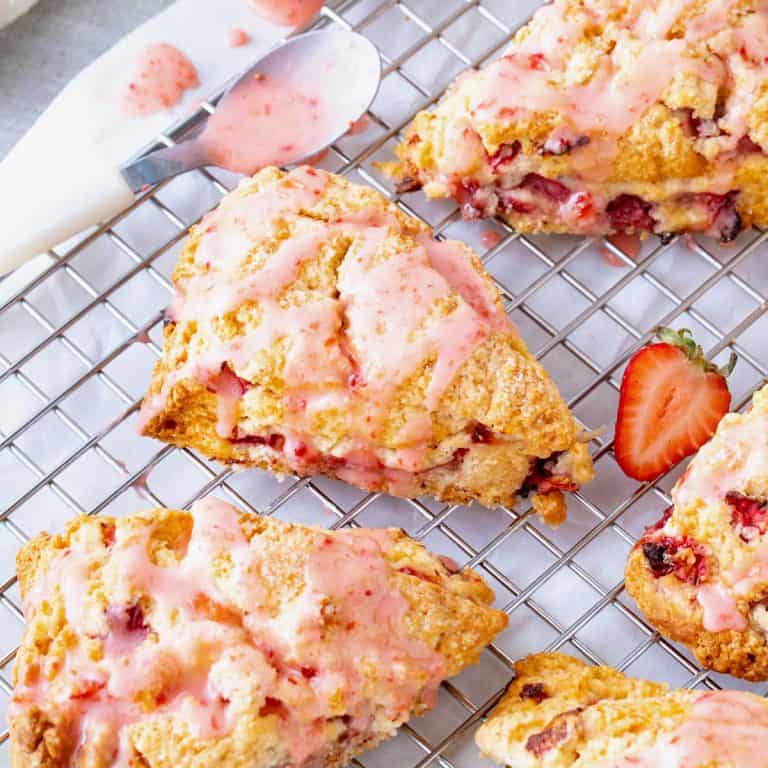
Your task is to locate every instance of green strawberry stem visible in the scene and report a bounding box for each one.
[654,327,737,378]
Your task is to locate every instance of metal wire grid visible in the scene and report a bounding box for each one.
[1,0,768,764]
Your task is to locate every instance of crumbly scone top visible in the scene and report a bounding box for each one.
[402,0,767,184]
[10,499,506,767]
[476,653,768,767]
[631,384,768,636]
[138,166,587,497]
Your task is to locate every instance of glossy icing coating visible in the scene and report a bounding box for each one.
[9,500,507,767]
[122,43,199,117]
[389,0,768,240]
[138,166,593,519]
[626,384,768,680]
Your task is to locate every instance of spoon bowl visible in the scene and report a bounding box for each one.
[123,29,382,189]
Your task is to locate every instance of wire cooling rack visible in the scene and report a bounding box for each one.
[2,1,768,765]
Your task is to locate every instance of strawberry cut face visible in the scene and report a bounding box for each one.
[641,535,709,585]
[726,491,768,542]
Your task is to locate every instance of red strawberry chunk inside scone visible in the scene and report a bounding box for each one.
[726,491,768,542]
[641,535,709,585]
[9,500,507,768]
[138,166,593,521]
[388,0,768,240]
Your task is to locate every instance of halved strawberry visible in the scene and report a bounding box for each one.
[614,328,735,481]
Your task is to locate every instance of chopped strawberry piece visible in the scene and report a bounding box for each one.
[125,604,147,632]
[471,423,494,443]
[520,682,549,704]
[526,717,569,756]
[488,141,521,171]
[396,175,423,194]
[101,522,116,548]
[71,679,106,701]
[738,135,763,154]
[259,697,290,719]
[569,192,594,219]
[206,363,250,397]
[399,566,437,583]
[606,194,656,233]
[520,453,579,496]
[543,133,590,156]
[518,173,571,203]
[614,328,734,481]
[498,190,535,214]
[300,666,318,680]
[726,491,768,541]
[641,535,709,585]
[528,53,547,70]
[232,434,266,445]
[348,372,366,389]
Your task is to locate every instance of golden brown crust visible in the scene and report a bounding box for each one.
[387,0,768,240]
[138,166,593,521]
[625,384,768,681]
[475,653,694,767]
[10,503,508,768]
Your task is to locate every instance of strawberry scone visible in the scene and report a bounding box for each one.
[386,0,768,241]
[138,166,593,525]
[8,499,508,768]
[475,652,768,767]
[626,383,768,680]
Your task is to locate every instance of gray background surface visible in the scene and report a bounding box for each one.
[0,0,172,158]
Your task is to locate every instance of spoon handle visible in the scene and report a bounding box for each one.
[121,141,211,192]
[0,160,135,274]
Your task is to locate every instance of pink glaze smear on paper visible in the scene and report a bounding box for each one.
[198,73,336,175]
[246,0,325,27]
[122,43,199,117]
[227,28,251,47]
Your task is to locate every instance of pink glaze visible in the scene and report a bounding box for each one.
[696,583,747,632]
[603,232,642,266]
[246,0,324,27]
[460,0,755,183]
[346,114,371,136]
[140,167,512,481]
[601,691,768,767]
[227,28,251,47]
[11,499,447,767]
[198,72,335,174]
[480,229,502,250]
[122,43,199,117]
[669,409,768,633]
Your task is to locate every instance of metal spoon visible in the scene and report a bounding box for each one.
[2,28,381,273]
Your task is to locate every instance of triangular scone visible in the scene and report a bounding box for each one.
[138,166,592,525]
[387,0,768,241]
[626,383,768,680]
[476,652,768,767]
[9,498,508,768]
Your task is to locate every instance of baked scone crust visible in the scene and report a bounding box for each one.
[9,499,508,768]
[387,0,768,240]
[476,652,768,767]
[138,166,593,524]
[626,384,768,680]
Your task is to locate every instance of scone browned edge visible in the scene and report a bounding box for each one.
[385,0,768,240]
[625,384,768,681]
[475,653,684,767]
[139,165,593,524]
[10,506,508,768]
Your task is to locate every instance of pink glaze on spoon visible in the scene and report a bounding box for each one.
[247,0,325,27]
[122,43,199,117]
[198,72,336,175]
